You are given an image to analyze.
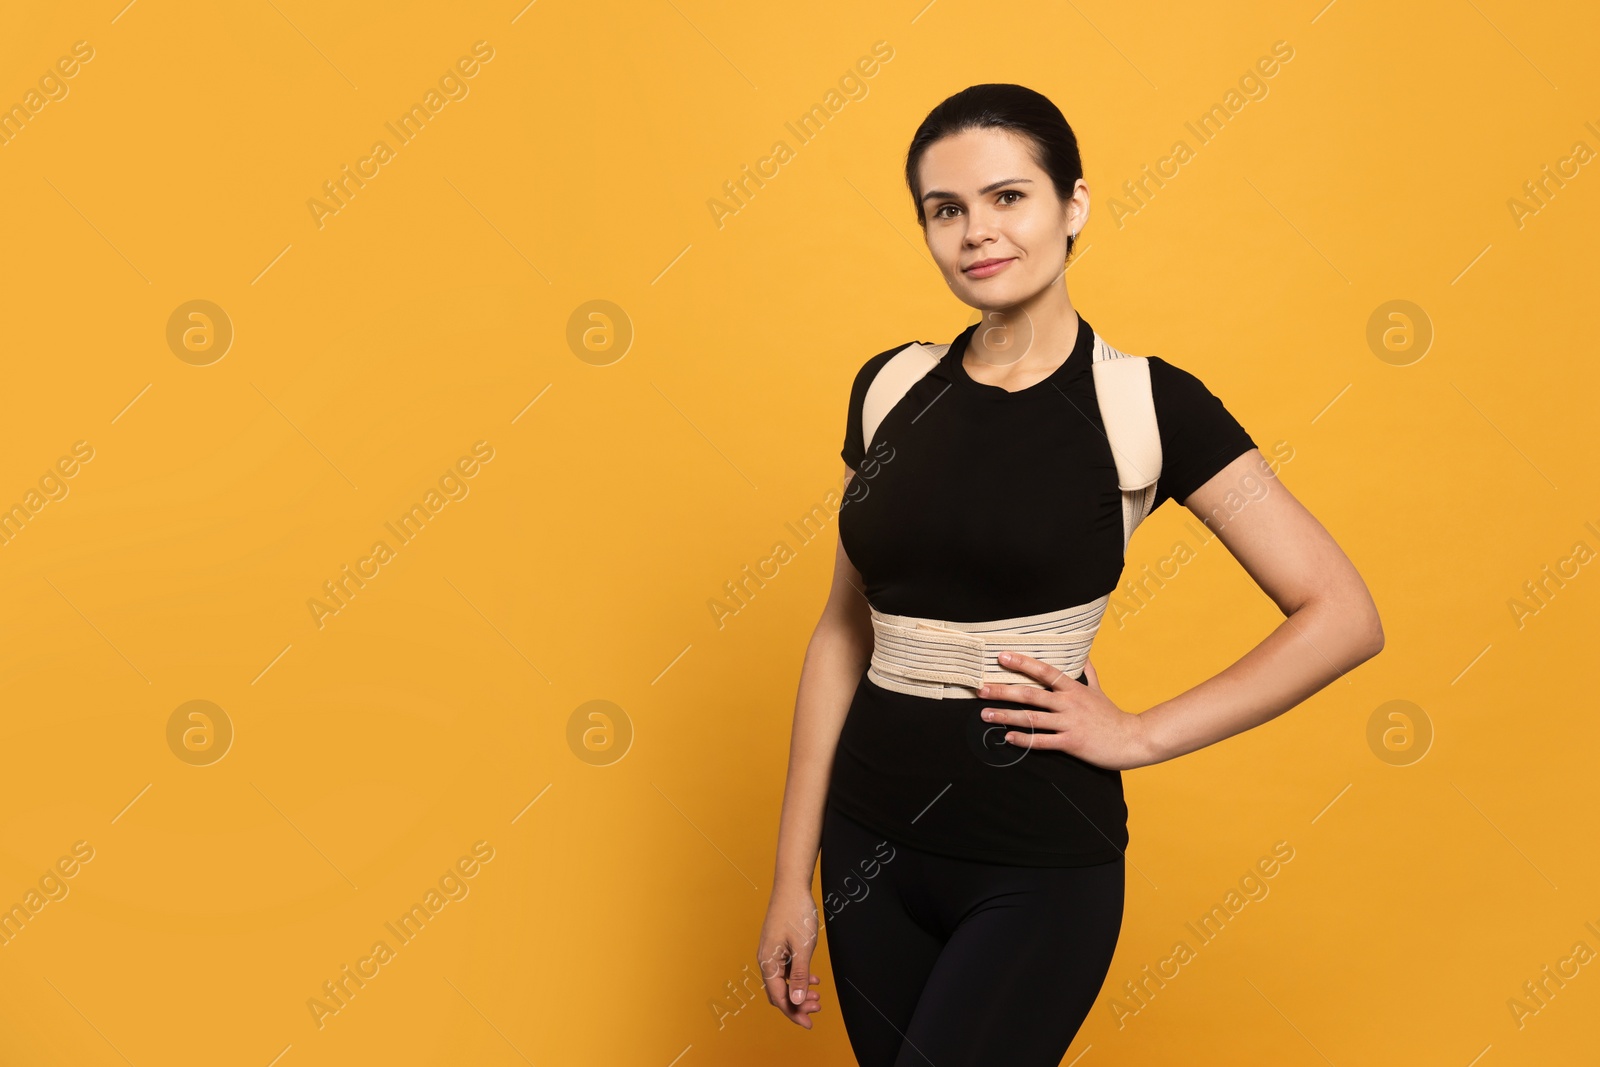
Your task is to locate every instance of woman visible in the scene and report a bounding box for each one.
[757,83,1383,1065]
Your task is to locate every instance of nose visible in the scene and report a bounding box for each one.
[965,205,1000,243]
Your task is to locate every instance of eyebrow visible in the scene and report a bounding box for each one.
[920,177,1033,204]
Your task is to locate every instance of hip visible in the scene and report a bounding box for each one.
[826,672,1130,867]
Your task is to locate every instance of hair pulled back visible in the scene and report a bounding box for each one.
[904,83,1085,258]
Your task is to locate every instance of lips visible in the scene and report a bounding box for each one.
[963,257,1015,277]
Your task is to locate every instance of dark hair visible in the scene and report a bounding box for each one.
[904,83,1085,259]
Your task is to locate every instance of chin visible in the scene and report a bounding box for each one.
[957,280,1028,311]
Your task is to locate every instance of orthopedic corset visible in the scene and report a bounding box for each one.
[858,331,1161,699]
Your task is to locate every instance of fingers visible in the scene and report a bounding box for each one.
[992,649,1069,688]
[978,703,1066,749]
[760,943,791,1007]
[977,681,1051,706]
[978,673,1066,709]
[789,975,824,1028]
[761,942,825,1027]
[787,953,812,1006]
[785,974,823,1008]
[980,658,1072,748]
[977,681,1057,725]
[784,974,825,1027]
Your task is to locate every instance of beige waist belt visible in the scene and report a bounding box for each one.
[867,596,1109,700]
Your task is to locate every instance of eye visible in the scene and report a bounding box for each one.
[933,203,961,220]
[998,189,1024,205]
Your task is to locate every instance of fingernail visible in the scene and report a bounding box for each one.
[791,989,803,1004]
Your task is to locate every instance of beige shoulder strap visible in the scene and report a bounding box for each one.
[862,341,948,454]
[858,328,1164,553]
[1090,332,1162,552]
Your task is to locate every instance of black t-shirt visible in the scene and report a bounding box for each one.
[828,313,1257,866]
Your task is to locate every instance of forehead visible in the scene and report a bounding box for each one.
[918,127,1041,191]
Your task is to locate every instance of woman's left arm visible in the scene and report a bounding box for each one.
[982,448,1384,769]
[1133,447,1385,764]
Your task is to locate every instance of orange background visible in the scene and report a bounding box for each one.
[1,1,1596,1064]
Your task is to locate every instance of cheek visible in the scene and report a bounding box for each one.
[1012,212,1060,254]
[929,233,966,281]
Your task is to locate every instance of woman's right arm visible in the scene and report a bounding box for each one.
[758,465,874,1028]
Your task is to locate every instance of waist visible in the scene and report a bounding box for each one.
[867,596,1109,700]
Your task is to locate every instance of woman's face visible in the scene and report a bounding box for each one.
[917,127,1086,312]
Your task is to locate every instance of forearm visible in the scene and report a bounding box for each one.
[771,619,872,893]
[1139,592,1384,765]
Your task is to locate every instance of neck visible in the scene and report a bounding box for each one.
[967,285,1078,369]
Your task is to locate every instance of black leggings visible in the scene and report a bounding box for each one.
[820,804,1124,1067]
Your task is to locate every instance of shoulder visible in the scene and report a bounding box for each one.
[1140,352,1257,501]
[854,339,925,380]
[841,338,929,467]
[1089,333,1213,403]
[847,339,927,400]
[1142,354,1234,412]
[1144,353,1203,390]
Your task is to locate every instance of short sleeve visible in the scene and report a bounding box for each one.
[1147,356,1258,510]
[841,341,918,471]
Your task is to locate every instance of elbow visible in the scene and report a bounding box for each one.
[1332,569,1385,664]
[1301,585,1383,667]
[1354,598,1385,663]
[1326,613,1383,679]
[1362,619,1385,661]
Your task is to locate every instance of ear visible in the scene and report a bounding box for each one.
[1069,179,1090,232]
